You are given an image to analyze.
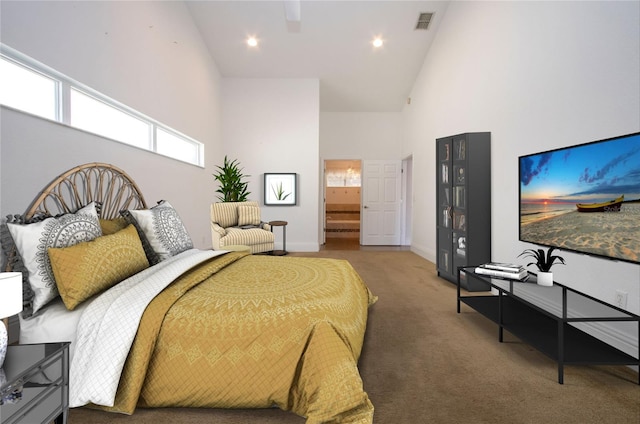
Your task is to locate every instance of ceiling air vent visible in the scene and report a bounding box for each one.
[415,12,433,30]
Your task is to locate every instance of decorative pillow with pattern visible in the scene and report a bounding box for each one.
[123,200,193,263]
[7,202,102,315]
[48,224,149,310]
[238,205,261,226]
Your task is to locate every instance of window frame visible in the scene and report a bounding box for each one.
[0,44,204,167]
[0,53,61,121]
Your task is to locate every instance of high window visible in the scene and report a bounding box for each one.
[0,45,204,167]
[0,56,58,121]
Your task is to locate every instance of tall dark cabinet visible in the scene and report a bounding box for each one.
[436,132,491,291]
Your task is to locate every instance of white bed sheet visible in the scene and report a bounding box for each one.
[18,296,92,362]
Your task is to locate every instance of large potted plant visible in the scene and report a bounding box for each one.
[518,247,565,286]
[213,156,250,202]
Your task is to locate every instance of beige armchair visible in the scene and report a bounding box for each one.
[210,201,274,254]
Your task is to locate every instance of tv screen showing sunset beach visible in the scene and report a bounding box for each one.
[519,132,640,264]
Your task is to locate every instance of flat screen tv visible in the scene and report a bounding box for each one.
[519,131,640,265]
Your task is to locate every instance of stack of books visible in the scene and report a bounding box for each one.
[474,262,528,280]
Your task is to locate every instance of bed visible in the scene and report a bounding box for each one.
[1,163,376,423]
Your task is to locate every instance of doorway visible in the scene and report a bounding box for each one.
[324,160,362,245]
[322,158,413,248]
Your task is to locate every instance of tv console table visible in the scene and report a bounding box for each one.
[457,266,640,384]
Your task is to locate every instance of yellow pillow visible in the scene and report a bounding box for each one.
[238,205,261,226]
[99,217,129,235]
[48,224,149,310]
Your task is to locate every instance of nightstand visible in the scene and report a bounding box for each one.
[0,342,69,424]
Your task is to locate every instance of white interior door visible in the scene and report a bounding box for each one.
[361,160,402,245]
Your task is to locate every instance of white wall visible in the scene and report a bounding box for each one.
[320,112,403,160]
[221,78,320,251]
[0,1,223,248]
[403,1,640,353]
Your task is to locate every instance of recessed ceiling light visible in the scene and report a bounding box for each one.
[372,37,383,48]
[247,37,258,47]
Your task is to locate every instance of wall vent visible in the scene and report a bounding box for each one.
[415,12,433,30]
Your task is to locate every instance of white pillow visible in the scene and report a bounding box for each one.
[7,202,102,315]
[125,200,193,263]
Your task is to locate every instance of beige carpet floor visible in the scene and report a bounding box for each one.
[69,250,640,423]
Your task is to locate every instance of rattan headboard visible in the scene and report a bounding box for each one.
[24,162,147,220]
[2,162,148,306]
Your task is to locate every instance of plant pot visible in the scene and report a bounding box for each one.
[537,271,553,286]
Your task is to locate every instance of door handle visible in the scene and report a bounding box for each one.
[363,205,369,209]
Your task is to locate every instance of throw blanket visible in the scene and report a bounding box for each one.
[71,250,376,423]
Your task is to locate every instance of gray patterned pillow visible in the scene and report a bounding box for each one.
[7,202,102,315]
[123,200,193,263]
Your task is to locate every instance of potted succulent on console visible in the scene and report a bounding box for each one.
[518,247,565,286]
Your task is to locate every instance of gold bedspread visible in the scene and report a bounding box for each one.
[105,252,376,423]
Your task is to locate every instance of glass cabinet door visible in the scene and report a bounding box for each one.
[452,232,467,284]
[437,230,452,275]
[452,137,468,270]
[438,140,452,228]
[452,139,467,229]
[441,205,451,228]
[453,165,465,184]
[454,138,466,160]
[437,139,453,276]
[453,186,465,209]
[453,212,466,231]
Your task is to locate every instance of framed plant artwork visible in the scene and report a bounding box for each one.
[264,173,297,206]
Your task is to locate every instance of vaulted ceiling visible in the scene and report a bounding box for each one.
[186,1,450,112]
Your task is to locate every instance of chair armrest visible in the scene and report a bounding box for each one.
[211,223,227,250]
[212,223,227,236]
[260,222,272,231]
